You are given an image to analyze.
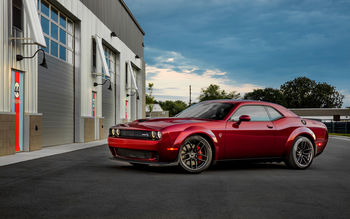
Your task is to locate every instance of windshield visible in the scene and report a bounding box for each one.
[176,102,235,120]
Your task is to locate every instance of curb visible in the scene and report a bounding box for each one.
[329,135,350,141]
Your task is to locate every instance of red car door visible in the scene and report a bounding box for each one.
[224,105,279,159]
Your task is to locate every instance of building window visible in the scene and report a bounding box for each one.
[37,0,74,64]
[125,62,128,86]
[101,45,116,79]
[12,0,23,31]
[92,38,96,72]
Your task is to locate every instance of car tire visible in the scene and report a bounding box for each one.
[179,135,213,173]
[285,136,315,169]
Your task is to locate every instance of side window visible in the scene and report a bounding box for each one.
[266,106,283,121]
[231,106,270,122]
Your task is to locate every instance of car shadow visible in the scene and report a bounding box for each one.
[210,160,288,171]
[106,160,288,174]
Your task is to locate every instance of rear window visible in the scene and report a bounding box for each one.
[265,106,284,121]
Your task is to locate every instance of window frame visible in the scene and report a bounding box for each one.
[37,0,74,64]
[101,45,116,79]
[229,104,271,122]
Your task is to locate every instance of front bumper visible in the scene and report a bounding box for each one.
[109,156,179,166]
[108,136,179,163]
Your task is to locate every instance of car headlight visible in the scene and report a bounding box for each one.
[151,131,156,139]
[116,129,120,136]
[111,129,115,136]
[151,131,162,140]
[157,131,162,139]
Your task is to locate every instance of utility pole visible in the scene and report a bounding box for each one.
[189,85,192,106]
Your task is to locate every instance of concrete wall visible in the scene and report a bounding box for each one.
[0,113,15,156]
[83,117,94,143]
[28,114,42,151]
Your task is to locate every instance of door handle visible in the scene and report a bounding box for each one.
[267,125,273,129]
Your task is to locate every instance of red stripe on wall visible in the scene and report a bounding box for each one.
[92,92,95,117]
[15,72,20,152]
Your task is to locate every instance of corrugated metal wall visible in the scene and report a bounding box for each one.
[0,0,39,114]
[102,82,115,137]
[79,0,144,57]
[38,55,74,146]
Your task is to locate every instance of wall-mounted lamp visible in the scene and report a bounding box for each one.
[126,91,139,100]
[135,55,140,59]
[16,48,48,69]
[94,79,112,90]
[111,32,117,37]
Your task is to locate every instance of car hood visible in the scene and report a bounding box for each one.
[112,118,209,131]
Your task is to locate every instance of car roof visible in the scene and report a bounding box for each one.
[201,99,272,104]
[201,99,299,117]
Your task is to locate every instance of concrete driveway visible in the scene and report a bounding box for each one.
[0,137,349,218]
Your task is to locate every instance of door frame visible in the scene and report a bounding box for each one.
[92,91,99,140]
[11,69,25,152]
[224,104,278,158]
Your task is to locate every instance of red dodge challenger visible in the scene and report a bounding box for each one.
[108,100,328,173]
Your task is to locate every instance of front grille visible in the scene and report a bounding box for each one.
[115,148,158,160]
[110,129,153,140]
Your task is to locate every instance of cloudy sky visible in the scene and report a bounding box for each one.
[124,0,350,107]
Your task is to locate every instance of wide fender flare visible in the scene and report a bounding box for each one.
[173,126,220,160]
[284,127,316,156]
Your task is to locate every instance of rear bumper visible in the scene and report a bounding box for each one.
[315,135,328,156]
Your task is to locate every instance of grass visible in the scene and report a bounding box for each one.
[329,133,350,137]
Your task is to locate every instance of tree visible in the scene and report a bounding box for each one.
[280,77,344,108]
[158,100,188,117]
[244,88,286,106]
[199,84,240,102]
[146,83,155,112]
[312,83,344,108]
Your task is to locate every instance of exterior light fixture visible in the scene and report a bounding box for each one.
[126,91,139,99]
[111,32,117,37]
[94,79,112,90]
[16,48,48,68]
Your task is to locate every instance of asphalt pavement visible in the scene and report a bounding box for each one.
[0,137,349,219]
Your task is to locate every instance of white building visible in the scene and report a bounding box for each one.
[0,0,146,156]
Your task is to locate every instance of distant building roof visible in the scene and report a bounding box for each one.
[146,104,164,112]
[290,108,350,116]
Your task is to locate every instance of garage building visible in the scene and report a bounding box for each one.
[0,0,145,155]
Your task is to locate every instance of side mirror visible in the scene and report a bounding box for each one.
[239,115,251,122]
[235,115,251,125]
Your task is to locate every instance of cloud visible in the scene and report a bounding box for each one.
[146,48,262,102]
[126,0,350,106]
